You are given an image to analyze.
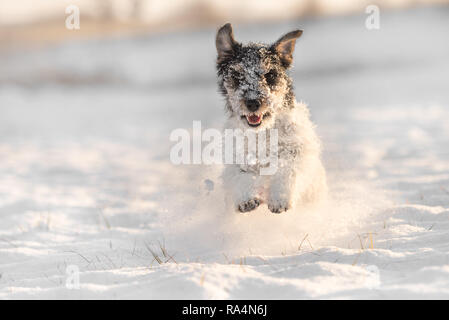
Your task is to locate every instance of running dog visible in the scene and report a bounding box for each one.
[216,23,327,213]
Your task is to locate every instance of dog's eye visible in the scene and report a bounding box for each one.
[264,70,278,87]
[230,71,241,87]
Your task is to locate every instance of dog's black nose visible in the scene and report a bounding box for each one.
[246,99,261,112]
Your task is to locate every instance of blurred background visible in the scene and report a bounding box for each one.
[1,0,448,48]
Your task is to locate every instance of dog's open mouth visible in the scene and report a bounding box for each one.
[242,113,270,127]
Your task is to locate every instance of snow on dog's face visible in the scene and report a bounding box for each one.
[216,23,302,129]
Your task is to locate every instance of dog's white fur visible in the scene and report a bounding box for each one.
[222,101,327,213]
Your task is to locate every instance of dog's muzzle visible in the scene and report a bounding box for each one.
[242,112,271,127]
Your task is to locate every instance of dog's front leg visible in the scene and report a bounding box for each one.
[267,160,297,213]
[223,165,262,213]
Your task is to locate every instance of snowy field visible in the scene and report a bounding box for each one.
[1,6,449,299]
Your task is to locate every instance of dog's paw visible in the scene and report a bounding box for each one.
[238,199,261,213]
[267,199,291,214]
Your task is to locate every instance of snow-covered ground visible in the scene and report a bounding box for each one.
[1,6,449,299]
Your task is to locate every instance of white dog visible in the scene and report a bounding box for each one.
[216,23,327,213]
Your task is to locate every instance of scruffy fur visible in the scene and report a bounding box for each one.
[216,23,327,213]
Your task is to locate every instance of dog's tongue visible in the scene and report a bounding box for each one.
[247,114,261,124]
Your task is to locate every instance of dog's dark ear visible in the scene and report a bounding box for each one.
[216,23,237,63]
[273,30,303,68]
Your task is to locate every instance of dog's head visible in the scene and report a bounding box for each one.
[216,23,302,129]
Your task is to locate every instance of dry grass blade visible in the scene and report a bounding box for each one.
[298,233,309,251]
[357,234,364,250]
[239,257,246,273]
[164,253,178,264]
[158,240,169,258]
[131,239,136,256]
[200,273,206,286]
[98,206,111,229]
[101,253,117,268]
[306,238,314,251]
[65,250,92,264]
[144,242,162,265]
